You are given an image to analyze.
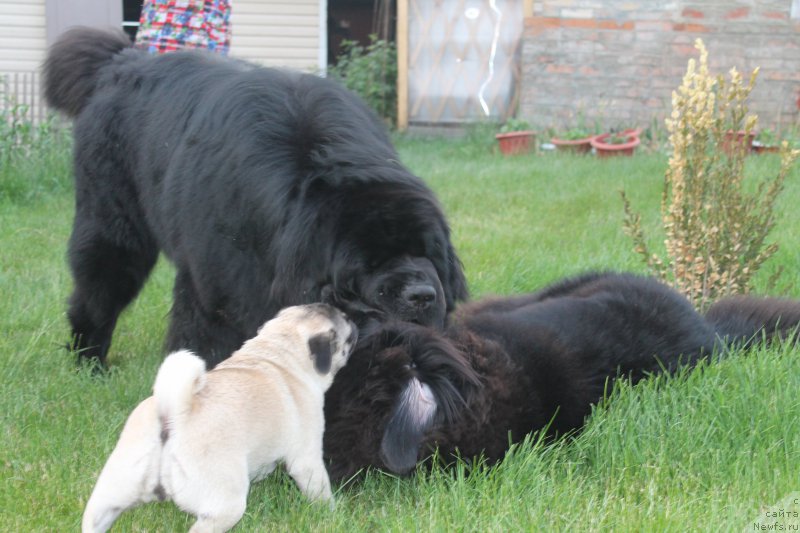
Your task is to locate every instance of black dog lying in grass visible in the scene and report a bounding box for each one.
[323,271,800,480]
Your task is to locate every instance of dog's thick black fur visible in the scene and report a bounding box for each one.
[43,28,467,367]
[323,271,800,480]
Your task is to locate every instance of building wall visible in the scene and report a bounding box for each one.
[520,0,800,132]
[0,0,326,120]
[0,0,327,72]
[0,0,46,72]
[1,0,122,122]
[0,0,47,121]
[230,0,324,72]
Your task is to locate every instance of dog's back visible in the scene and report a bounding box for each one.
[462,273,716,370]
[450,272,800,435]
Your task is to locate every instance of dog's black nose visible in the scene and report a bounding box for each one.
[402,284,436,308]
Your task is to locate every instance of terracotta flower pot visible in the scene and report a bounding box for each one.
[495,131,535,156]
[590,133,641,158]
[550,135,594,154]
[620,127,643,137]
[722,131,754,156]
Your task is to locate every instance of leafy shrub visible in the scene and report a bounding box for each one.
[0,100,34,160]
[1,92,72,203]
[621,39,799,311]
[755,128,778,147]
[603,132,630,145]
[329,35,397,126]
[498,117,532,133]
[555,127,592,141]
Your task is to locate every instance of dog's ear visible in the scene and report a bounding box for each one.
[308,333,333,374]
[379,377,438,474]
[444,242,468,311]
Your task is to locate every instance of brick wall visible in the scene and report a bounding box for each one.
[520,1,800,133]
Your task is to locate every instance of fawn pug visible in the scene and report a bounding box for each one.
[82,304,356,533]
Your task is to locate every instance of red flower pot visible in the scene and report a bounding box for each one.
[496,131,535,156]
[590,133,641,158]
[620,127,643,137]
[550,136,594,154]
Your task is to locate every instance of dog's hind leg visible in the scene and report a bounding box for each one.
[176,459,249,533]
[67,208,158,367]
[165,269,246,368]
[82,400,161,533]
[285,453,334,507]
[186,496,247,533]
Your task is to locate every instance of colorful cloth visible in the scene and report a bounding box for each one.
[135,0,231,55]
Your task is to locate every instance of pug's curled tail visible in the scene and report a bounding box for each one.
[153,350,207,438]
[43,26,132,117]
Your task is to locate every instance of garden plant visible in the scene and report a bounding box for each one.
[622,39,800,311]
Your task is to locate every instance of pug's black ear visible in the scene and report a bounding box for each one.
[308,333,333,374]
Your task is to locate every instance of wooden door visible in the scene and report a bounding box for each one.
[398,0,523,127]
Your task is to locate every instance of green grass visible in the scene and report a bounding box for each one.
[2,135,799,531]
[0,117,73,204]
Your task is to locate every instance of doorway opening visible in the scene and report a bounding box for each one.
[327,0,395,66]
[122,0,141,41]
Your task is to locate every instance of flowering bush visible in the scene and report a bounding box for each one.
[622,39,799,311]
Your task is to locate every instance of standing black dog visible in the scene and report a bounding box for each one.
[43,28,467,367]
[323,272,800,480]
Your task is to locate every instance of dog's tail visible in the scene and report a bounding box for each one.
[43,26,132,117]
[153,350,207,436]
[705,295,800,348]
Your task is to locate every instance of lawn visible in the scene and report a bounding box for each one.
[1,133,799,531]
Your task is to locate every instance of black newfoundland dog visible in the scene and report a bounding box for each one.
[323,271,800,480]
[43,28,466,367]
